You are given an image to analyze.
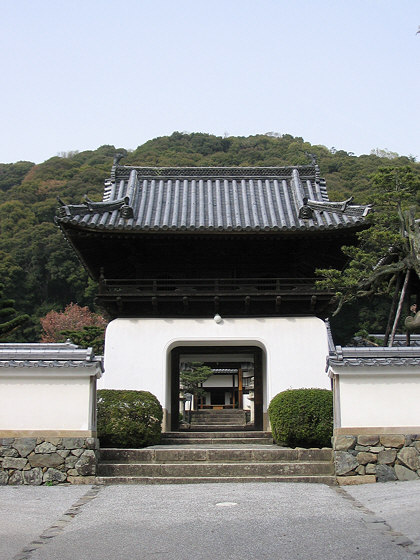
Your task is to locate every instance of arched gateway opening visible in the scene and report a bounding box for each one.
[170,346,264,431]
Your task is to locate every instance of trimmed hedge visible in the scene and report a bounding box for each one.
[97,389,163,448]
[268,388,333,448]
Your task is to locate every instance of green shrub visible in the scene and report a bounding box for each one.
[97,389,163,448]
[268,388,333,448]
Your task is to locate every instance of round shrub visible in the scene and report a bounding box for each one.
[97,389,163,448]
[268,388,333,448]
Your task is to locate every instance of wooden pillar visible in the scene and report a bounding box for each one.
[238,368,243,409]
[232,372,235,408]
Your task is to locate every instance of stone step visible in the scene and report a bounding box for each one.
[162,437,274,445]
[97,461,334,478]
[190,418,246,424]
[163,431,273,444]
[100,447,332,463]
[179,425,251,432]
[190,410,246,415]
[96,475,337,485]
[164,431,272,438]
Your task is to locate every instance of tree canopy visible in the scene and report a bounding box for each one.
[40,303,107,350]
[0,283,29,341]
[0,132,419,344]
[180,362,213,406]
[317,166,420,344]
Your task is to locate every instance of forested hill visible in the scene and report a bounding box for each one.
[1,132,419,342]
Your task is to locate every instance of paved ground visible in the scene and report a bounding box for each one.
[1,480,420,560]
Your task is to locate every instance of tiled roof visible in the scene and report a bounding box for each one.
[55,164,372,233]
[328,345,420,369]
[0,342,103,370]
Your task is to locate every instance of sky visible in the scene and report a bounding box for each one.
[1,0,419,164]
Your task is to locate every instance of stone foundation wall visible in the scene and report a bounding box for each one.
[333,434,420,484]
[0,436,99,485]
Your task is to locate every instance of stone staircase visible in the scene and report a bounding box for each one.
[186,409,247,431]
[96,431,335,485]
[162,430,273,445]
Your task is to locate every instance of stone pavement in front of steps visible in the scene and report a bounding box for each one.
[2,480,420,560]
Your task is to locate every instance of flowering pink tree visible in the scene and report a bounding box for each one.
[40,303,107,343]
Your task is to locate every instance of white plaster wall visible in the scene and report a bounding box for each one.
[0,372,94,431]
[335,369,420,428]
[203,375,235,388]
[103,316,330,413]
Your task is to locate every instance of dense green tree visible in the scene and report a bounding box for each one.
[0,283,29,340]
[0,133,419,344]
[60,325,106,354]
[317,166,420,344]
[180,362,213,408]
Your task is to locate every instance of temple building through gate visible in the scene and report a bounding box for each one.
[56,159,371,431]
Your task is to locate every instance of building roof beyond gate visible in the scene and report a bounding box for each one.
[56,163,372,234]
[0,342,103,371]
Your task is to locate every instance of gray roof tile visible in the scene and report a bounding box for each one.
[56,164,372,234]
[0,342,103,370]
[328,345,420,368]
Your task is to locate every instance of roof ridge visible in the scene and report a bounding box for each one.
[56,163,372,234]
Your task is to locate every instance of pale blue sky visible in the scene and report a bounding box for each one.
[1,0,419,163]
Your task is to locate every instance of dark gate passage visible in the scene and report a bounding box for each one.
[170,346,263,431]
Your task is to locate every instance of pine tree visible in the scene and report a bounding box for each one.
[180,362,213,408]
[316,166,420,344]
[0,284,29,340]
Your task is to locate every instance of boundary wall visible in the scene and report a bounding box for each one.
[0,343,102,485]
[328,345,420,485]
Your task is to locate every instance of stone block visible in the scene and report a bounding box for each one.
[414,441,420,452]
[368,447,384,454]
[57,450,70,458]
[23,468,43,485]
[395,464,419,481]
[0,471,9,485]
[376,464,397,482]
[43,468,67,483]
[337,475,376,485]
[45,438,62,446]
[335,451,359,475]
[380,435,405,448]
[9,470,24,485]
[378,449,397,465]
[333,435,356,451]
[0,447,19,457]
[355,445,370,452]
[0,438,14,446]
[2,457,28,470]
[62,438,85,449]
[356,465,365,475]
[35,442,57,454]
[65,455,78,468]
[357,452,377,465]
[365,463,376,474]
[13,438,37,457]
[75,450,96,476]
[28,453,64,468]
[398,447,420,471]
[85,438,98,450]
[71,448,84,457]
[67,476,97,485]
[357,435,379,446]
